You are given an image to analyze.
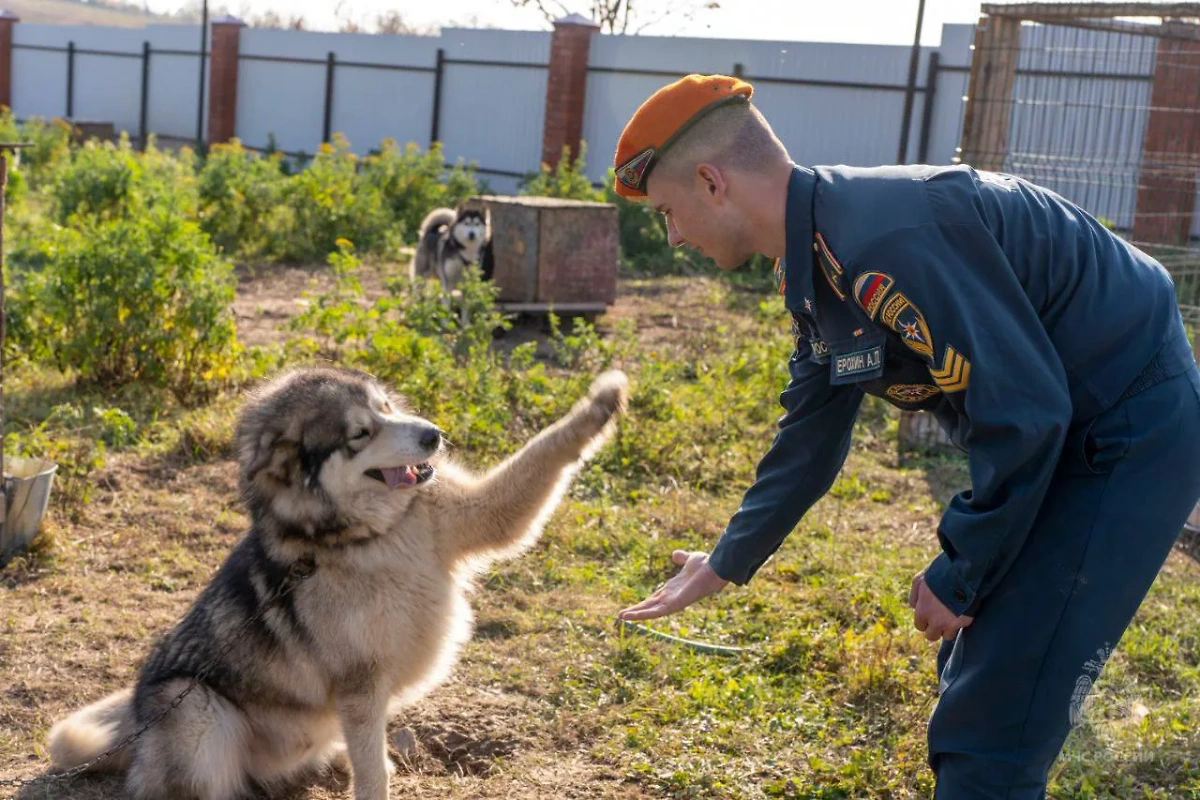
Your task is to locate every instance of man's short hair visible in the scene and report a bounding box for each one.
[653,101,788,187]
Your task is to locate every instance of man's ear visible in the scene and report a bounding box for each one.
[695,162,727,201]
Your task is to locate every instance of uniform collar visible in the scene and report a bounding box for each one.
[779,163,818,315]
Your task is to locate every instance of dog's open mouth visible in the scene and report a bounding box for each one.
[365,464,434,489]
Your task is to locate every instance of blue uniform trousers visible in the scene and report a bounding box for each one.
[929,330,1200,798]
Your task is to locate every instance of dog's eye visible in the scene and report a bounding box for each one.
[351,428,371,441]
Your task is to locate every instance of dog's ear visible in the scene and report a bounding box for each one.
[242,428,300,487]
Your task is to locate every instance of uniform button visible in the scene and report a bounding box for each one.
[954,589,967,603]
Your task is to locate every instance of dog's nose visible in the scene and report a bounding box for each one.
[468,231,477,240]
[419,427,441,451]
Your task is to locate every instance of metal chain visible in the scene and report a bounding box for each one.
[0,556,316,796]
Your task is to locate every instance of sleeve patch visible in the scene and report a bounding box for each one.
[852,272,895,320]
[814,233,847,301]
[879,291,934,360]
[931,344,971,392]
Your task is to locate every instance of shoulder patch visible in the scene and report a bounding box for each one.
[931,345,970,392]
[814,233,847,301]
[879,291,934,360]
[852,272,895,320]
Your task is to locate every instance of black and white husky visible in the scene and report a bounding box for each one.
[409,207,490,292]
[46,365,629,800]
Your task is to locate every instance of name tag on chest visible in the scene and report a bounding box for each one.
[831,344,884,384]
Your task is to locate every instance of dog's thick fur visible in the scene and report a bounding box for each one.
[409,207,490,292]
[47,365,629,800]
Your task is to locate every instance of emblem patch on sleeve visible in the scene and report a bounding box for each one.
[814,233,847,301]
[886,383,941,403]
[852,272,895,320]
[879,292,934,360]
[931,345,971,392]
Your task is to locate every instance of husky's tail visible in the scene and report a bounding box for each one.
[47,687,135,773]
[411,207,458,279]
[417,207,457,240]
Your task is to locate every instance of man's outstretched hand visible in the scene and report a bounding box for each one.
[618,550,729,621]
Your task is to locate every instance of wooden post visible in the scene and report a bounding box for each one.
[958,13,1021,171]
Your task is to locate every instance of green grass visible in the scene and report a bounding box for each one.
[3,273,1200,798]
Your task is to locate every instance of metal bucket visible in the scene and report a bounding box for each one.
[1,455,58,565]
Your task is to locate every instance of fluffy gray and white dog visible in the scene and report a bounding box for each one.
[409,207,490,292]
[47,364,629,800]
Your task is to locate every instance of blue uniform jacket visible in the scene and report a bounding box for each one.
[707,163,1193,616]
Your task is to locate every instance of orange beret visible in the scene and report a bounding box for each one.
[612,74,754,199]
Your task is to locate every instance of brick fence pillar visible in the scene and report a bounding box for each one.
[1132,21,1200,247]
[0,11,19,112]
[541,13,599,170]
[207,15,244,145]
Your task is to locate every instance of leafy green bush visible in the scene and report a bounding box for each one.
[269,134,398,263]
[7,204,239,403]
[196,138,290,257]
[0,107,73,186]
[520,142,604,202]
[361,138,479,245]
[49,135,197,222]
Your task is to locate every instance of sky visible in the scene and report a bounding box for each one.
[140,0,989,46]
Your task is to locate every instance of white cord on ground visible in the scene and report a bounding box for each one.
[619,619,750,656]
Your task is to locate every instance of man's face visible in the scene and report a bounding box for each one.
[645,165,751,271]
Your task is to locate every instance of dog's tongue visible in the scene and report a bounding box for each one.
[381,466,418,489]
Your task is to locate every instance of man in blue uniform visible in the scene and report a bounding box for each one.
[613,74,1200,797]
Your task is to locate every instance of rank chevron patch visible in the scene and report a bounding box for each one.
[814,233,847,301]
[931,345,970,392]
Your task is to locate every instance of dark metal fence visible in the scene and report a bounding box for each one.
[15,35,965,182]
[14,40,208,146]
[12,40,547,182]
[589,54,958,166]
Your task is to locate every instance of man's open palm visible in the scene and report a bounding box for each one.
[618,550,729,621]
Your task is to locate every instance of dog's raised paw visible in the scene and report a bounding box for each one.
[587,370,630,418]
